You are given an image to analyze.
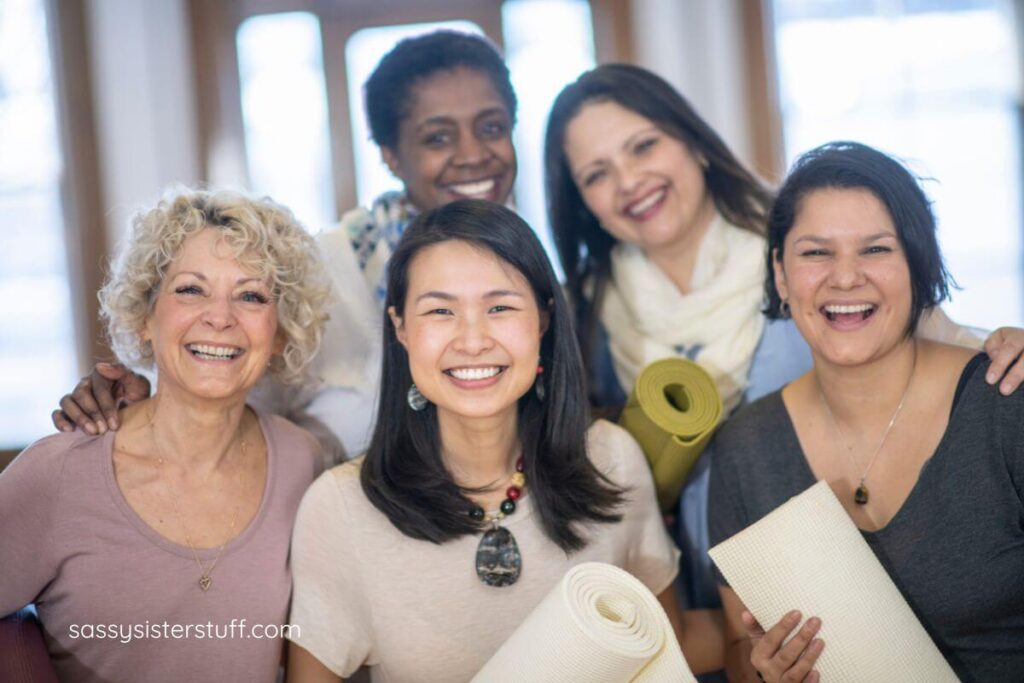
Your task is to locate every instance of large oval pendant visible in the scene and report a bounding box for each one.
[854,484,869,505]
[475,526,521,587]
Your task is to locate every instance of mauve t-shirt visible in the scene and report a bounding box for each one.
[0,410,319,682]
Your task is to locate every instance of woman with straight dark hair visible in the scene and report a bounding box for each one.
[544,63,1024,612]
[709,141,1024,682]
[285,200,723,682]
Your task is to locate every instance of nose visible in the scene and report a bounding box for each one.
[829,252,867,290]
[452,131,489,167]
[201,295,237,331]
[452,311,494,355]
[616,158,644,196]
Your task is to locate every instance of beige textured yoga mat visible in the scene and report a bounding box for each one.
[471,562,696,683]
[618,358,722,511]
[709,481,959,682]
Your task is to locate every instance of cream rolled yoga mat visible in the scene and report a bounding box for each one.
[471,562,696,683]
[709,481,959,682]
[618,358,722,511]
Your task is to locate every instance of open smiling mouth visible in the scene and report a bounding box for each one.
[186,343,243,361]
[444,366,507,381]
[446,178,497,199]
[822,303,877,323]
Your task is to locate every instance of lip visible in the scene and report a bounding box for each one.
[819,301,878,330]
[443,177,502,201]
[621,186,668,221]
[443,364,507,389]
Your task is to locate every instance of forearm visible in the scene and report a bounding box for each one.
[679,608,725,674]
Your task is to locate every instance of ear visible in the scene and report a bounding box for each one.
[381,147,402,179]
[538,298,553,337]
[388,305,408,348]
[772,247,789,304]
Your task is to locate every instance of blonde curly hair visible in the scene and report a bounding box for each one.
[99,188,331,384]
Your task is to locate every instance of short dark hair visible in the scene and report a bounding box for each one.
[364,30,517,150]
[361,199,624,552]
[543,64,772,403]
[764,141,953,336]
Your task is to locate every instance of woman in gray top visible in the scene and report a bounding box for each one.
[708,142,1024,683]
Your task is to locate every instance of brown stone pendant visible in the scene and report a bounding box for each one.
[854,484,869,505]
[199,575,212,591]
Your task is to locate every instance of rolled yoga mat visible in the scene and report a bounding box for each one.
[709,480,959,682]
[618,358,722,511]
[471,562,696,683]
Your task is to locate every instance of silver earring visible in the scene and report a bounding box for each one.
[407,383,428,411]
[780,299,791,319]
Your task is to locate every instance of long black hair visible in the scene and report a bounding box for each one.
[360,199,624,552]
[543,64,773,403]
[764,141,953,336]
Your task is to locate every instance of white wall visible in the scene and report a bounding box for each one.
[629,0,754,165]
[85,0,200,245]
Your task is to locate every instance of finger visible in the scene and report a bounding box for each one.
[999,355,1024,396]
[774,617,821,672]
[985,338,1014,386]
[59,393,99,435]
[87,366,121,430]
[741,610,765,636]
[780,638,824,683]
[51,409,76,433]
[70,378,108,434]
[95,361,129,381]
[751,610,800,668]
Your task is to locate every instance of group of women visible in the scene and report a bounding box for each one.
[3,28,1023,683]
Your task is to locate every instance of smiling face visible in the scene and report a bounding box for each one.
[563,100,715,255]
[389,240,548,423]
[382,66,516,211]
[143,228,281,404]
[774,188,913,367]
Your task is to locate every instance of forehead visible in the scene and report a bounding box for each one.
[790,187,895,238]
[406,240,530,295]
[402,66,507,127]
[166,228,259,275]
[563,100,655,163]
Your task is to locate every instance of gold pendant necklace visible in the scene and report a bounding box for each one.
[818,344,917,506]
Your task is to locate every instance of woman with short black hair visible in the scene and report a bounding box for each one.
[709,142,1024,682]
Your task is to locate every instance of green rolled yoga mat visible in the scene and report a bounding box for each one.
[618,358,722,512]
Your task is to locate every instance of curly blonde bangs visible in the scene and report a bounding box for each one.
[99,188,331,385]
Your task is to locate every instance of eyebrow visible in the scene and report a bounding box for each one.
[416,107,509,132]
[792,232,896,245]
[169,271,264,286]
[414,289,526,303]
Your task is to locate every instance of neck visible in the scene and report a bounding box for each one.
[125,388,249,473]
[436,408,520,489]
[814,339,918,429]
[643,194,716,294]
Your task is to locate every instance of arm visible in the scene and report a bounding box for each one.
[720,587,823,683]
[51,362,150,434]
[287,642,342,683]
[657,588,724,674]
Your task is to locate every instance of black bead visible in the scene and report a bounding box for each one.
[500,499,516,515]
[469,506,485,521]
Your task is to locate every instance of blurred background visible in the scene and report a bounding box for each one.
[2,0,1022,453]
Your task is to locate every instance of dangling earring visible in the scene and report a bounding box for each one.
[407,383,428,411]
[780,299,791,319]
[534,364,546,402]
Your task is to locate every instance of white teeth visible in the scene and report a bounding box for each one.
[449,366,501,381]
[448,179,496,198]
[824,304,874,314]
[627,189,666,216]
[188,344,240,359]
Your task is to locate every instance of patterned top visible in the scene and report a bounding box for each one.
[345,191,416,302]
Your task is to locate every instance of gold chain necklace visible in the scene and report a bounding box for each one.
[151,415,248,592]
[817,344,917,506]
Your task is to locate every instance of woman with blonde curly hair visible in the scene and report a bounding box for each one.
[0,188,330,682]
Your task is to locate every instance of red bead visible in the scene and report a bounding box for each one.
[515,456,524,472]
[506,486,521,500]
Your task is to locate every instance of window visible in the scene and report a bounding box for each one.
[0,0,78,447]
[772,0,1023,329]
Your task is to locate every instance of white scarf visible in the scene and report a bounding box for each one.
[600,214,766,413]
